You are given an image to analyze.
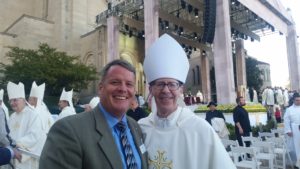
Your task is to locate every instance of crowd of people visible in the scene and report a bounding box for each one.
[0,81,100,168]
[1,33,300,169]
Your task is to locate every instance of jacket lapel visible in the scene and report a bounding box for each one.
[93,108,123,169]
[127,117,148,169]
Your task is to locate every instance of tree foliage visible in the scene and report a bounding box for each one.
[0,43,98,96]
[246,57,263,92]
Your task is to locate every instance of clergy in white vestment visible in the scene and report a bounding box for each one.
[28,81,54,133]
[139,34,236,169]
[245,88,251,103]
[284,93,300,167]
[82,96,100,112]
[57,88,76,120]
[262,87,275,106]
[275,88,284,106]
[253,89,258,103]
[196,90,203,102]
[262,87,275,120]
[0,89,9,121]
[7,81,45,169]
[283,88,290,107]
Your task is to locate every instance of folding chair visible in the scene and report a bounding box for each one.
[242,136,260,147]
[252,141,276,169]
[266,137,294,169]
[231,146,262,169]
[258,132,275,141]
[221,139,239,160]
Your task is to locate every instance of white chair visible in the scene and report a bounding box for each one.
[252,141,276,169]
[271,128,285,137]
[258,132,275,141]
[242,136,260,147]
[266,137,294,169]
[221,139,239,160]
[231,146,262,169]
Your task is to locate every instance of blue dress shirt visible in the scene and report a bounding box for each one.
[99,104,141,169]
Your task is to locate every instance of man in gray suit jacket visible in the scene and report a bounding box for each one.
[39,60,148,169]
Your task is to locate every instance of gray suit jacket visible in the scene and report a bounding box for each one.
[39,106,148,169]
[0,108,10,147]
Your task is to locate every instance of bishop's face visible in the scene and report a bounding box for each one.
[28,97,37,108]
[58,100,69,110]
[150,78,183,118]
[9,98,26,113]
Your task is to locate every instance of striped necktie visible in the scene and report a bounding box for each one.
[116,122,138,169]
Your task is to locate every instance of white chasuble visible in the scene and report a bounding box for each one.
[139,107,236,169]
[34,105,54,133]
[284,104,300,166]
[57,106,76,120]
[9,106,46,169]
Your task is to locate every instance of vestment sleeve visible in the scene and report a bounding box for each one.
[284,108,292,133]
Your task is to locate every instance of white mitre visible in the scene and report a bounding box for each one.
[7,81,25,100]
[30,81,45,106]
[89,97,100,109]
[143,33,189,83]
[60,88,74,108]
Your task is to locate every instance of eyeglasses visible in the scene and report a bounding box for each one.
[152,82,181,91]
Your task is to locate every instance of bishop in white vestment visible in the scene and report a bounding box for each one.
[284,93,300,167]
[139,107,235,169]
[28,81,54,133]
[7,82,45,169]
[57,88,76,120]
[141,34,236,169]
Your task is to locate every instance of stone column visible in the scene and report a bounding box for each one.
[213,0,236,104]
[144,0,159,97]
[235,39,247,97]
[144,0,159,52]
[107,16,119,62]
[201,51,211,102]
[286,24,300,91]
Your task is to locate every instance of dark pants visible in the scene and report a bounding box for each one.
[276,117,282,123]
[236,130,251,147]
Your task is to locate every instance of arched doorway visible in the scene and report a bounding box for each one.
[120,52,145,96]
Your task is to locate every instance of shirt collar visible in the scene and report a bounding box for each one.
[99,103,127,129]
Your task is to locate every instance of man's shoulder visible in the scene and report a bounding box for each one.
[55,111,95,129]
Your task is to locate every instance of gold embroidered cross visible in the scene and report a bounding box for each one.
[149,150,172,169]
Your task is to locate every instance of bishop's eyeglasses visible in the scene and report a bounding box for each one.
[152,81,181,91]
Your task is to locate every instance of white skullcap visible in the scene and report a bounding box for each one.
[0,89,4,101]
[7,81,25,100]
[143,34,189,83]
[30,81,45,100]
[59,88,73,108]
[89,97,100,109]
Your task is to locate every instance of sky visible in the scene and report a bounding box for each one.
[244,0,300,88]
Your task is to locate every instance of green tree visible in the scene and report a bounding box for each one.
[246,57,263,92]
[0,43,98,96]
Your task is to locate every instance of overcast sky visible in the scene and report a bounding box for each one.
[244,0,299,88]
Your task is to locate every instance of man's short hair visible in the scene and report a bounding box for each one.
[100,59,136,81]
[293,93,300,100]
[236,96,243,104]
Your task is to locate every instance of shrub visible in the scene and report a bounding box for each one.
[194,103,266,113]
